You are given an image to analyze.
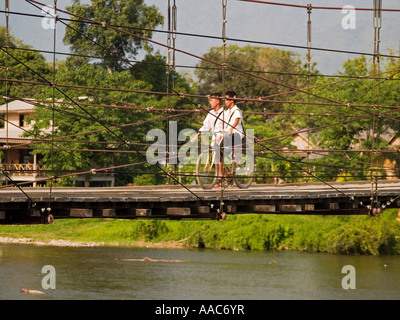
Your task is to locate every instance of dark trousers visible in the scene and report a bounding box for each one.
[217,133,242,163]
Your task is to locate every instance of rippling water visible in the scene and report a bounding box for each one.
[0,244,399,300]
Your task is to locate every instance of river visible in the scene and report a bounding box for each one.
[0,243,399,300]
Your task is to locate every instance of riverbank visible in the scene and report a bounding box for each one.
[0,236,189,249]
[0,209,399,255]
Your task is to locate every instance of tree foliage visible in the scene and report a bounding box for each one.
[0,26,51,105]
[195,45,303,110]
[64,0,164,72]
[276,54,400,182]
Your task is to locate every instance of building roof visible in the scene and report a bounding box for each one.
[0,99,35,113]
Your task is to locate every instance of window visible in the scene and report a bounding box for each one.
[19,114,25,127]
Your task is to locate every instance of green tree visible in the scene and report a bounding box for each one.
[195,45,303,110]
[194,44,306,142]
[26,59,170,186]
[0,26,51,104]
[131,52,195,104]
[64,0,164,72]
[281,54,400,182]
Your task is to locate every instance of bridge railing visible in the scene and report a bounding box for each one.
[0,163,45,177]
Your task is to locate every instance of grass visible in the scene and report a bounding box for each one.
[0,209,399,255]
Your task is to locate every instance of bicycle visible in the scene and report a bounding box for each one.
[195,141,254,189]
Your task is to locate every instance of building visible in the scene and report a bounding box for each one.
[0,99,44,186]
[0,99,114,187]
[353,128,400,180]
[290,129,326,160]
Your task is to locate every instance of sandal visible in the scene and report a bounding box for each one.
[214,177,223,189]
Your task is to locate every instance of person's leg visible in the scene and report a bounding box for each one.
[232,133,242,163]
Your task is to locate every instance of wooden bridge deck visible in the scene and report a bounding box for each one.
[1,180,400,223]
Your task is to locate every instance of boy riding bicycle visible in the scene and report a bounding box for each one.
[220,91,244,187]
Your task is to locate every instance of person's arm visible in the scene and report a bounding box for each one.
[228,117,240,134]
[191,113,212,142]
[227,109,241,134]
[190,131,200,143]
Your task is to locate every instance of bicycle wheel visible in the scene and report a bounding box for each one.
[196,151,218,189]
[233,150,254,189]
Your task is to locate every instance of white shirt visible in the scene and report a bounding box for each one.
[199,108,224,146]
[224,105,244,139]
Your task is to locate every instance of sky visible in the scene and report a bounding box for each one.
[1,0,400,76]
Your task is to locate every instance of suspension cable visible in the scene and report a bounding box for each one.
[172,0,177,73]
[370,0,383,214]
[165,0,178,184]
[47,0,57,214]
[238,0,400,12]
[3,76,400,113]
[306,4,312,181]
[166,0,172,183]
[4,0,10,185]
[219,0,228,219]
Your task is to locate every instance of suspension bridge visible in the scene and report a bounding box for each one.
[0,0,400,224]
[1,180,400,225]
